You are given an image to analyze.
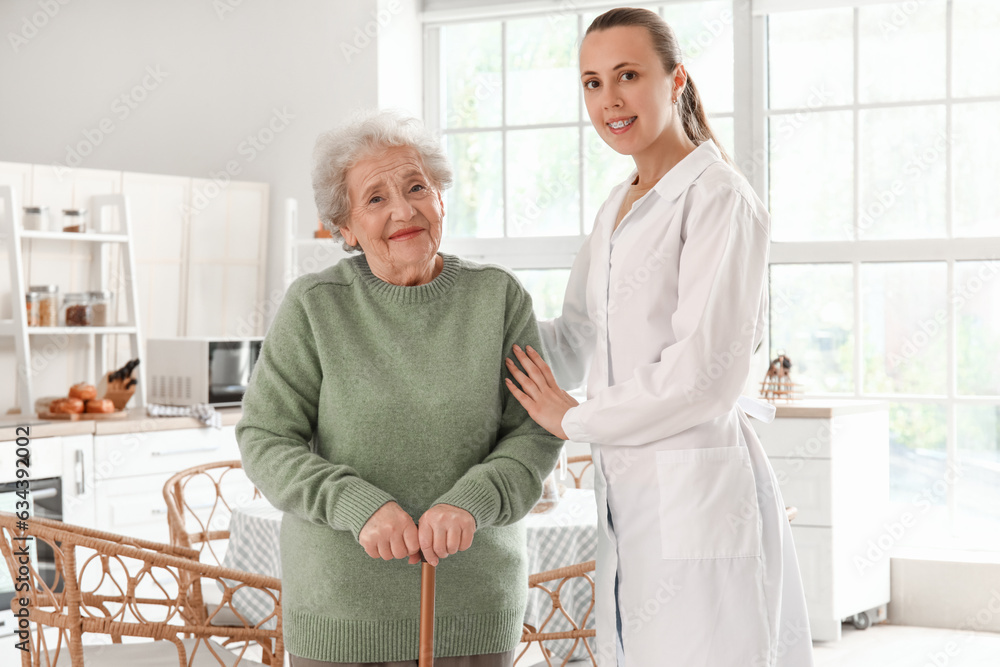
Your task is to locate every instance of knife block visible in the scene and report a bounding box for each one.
[100,372,136,410]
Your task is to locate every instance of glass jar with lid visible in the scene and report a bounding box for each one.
[63,292,92,327]
[88,290,115,326]
[23,206,50,231]
[25,292,41,326]
[62,209,87,233]
[29,285,59,327]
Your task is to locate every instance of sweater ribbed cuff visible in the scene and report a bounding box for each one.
[433,478,501,530]
[330,478,397,540]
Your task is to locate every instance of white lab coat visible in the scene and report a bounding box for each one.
[538,140,814,667]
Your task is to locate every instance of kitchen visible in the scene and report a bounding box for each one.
[3,1,1000,666]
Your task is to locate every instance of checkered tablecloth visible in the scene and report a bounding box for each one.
[222,489,598,658]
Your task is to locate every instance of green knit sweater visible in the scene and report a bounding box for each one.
[236,252,563,662]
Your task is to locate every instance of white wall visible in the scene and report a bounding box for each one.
[0,0,426,292]
[0,0,423,412]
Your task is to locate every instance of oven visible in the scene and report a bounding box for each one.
[0,477,63,637]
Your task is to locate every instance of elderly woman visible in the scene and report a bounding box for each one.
[236,109,563,667]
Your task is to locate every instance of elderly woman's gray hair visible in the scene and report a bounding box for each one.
[312,109,454,252]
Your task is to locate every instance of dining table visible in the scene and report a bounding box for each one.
[221,487,599,660]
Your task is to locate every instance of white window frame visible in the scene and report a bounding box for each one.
[422,0,1000,547]
[758,0,1000,545]
[423,1,750,269]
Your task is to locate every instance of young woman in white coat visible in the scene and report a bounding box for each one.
[505,8,814,667]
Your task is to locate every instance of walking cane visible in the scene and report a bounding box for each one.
[419,553,436,667]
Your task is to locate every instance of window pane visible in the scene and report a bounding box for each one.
[583,126,634,234]
[664,1,734,113]
[507,128,580,237]
[768,8,853,109]
[859,1,946,104]
[889,402,951,548]
[769,264,854,393]
[513,269,572,321]
[709,116,734,164]
[769,110,853,241]
[862,263,947,395]
[956,405,1000,549]
[444,132,503,238]
[859,106,946,240]
[441,22,502,129]
[953,0,1000,98]
[506,15,580,126]
[956,260,1000,396]
[953,102,1000,238]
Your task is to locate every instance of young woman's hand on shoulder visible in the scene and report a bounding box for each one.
[505,344,579,440]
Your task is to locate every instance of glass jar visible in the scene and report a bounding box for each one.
[25,292,41,326]
[63,292,92,327]
[62,209,86,233]
[23,206,49,231]
[88,290,115,326]
[29,285,59,327]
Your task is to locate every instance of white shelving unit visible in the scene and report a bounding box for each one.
[1,185,146,415]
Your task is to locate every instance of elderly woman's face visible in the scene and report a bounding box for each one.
[341,146,444,282]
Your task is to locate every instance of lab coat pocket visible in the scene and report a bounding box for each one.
[654,446,761,560]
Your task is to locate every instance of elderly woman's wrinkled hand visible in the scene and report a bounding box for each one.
[416,504,476,567]
[505,344,577,441]
[359,501,421,562]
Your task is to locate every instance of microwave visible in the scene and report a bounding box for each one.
[146,337,263,407]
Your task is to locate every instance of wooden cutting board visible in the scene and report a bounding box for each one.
[39,410,129,421]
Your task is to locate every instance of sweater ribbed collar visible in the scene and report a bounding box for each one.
[352,252,460,303]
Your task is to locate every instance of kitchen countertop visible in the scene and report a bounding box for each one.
[0,399,885,441]
[0,407,244,442]
[769,399,888,419]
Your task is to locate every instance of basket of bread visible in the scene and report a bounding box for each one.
[39,358,139,420]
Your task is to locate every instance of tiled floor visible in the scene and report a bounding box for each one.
[516,624,1000,667]
[3,623,999,665]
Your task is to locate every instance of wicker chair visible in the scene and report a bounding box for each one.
[162,461,264,628]
[0,512,282,667]
[557,455,594,490]
[162,461,261,567]
[517,560,598,667]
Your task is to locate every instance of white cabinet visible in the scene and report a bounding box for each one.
[56,434,96,527]
[92,426,241,542]
[0,433,95,528]
[751,401,890,642]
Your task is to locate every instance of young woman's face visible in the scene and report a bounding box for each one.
[579,25,678,156]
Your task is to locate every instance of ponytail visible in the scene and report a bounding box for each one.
[678,74,732,165]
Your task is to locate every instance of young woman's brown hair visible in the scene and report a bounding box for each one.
[586,6,733,165]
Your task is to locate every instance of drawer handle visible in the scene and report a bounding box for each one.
[150,445,219,457]
[75,449,85,496]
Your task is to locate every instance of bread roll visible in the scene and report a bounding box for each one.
[69,383,97,401]
[85,398,115,414]
[50,397,84,414]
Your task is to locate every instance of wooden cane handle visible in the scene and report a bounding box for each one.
[419,558,436,667]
